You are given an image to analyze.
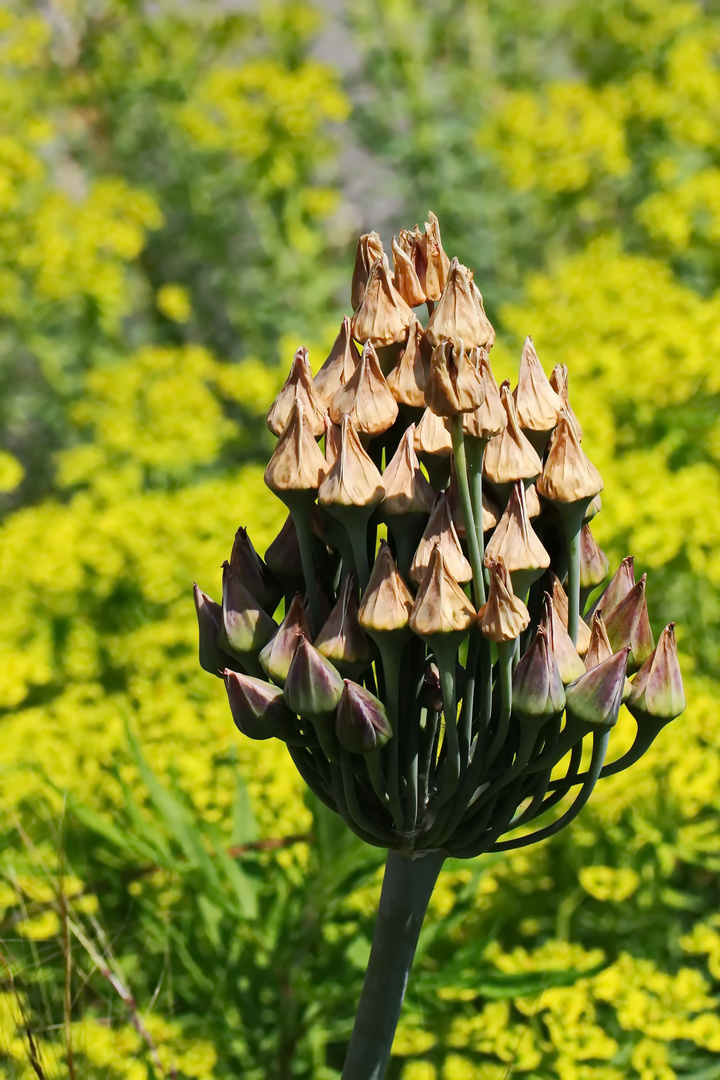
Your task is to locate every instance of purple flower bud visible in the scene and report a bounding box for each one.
[335,680,393,755]
[259,594,311,686]
[221,561,277,657]
[565,648,629,729]
[223,670,296,740]
[230,526,282,615]
[193,582,238,676]
[283,637,345,719]
[513,625,566,724]
[603,574,654,672]
[627,624,685,724]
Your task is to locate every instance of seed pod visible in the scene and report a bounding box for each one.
[391,235,426,308]
[318,416,384,510]
[537,410,603,505]
[358,540,414,634]
[224,670,296,741]
[483,384,543,491]
[414,407,453,457]
[409,544,476,640]
[426,258,494,349]
[264,399,327,495]
[267,346,327,437]
[221,561,278,656]
[541,592,586,685]
[419,211,451,302]
[603,575,655,671]
[426,340,486,416]
[259,594,311,686]
[351,254,414,347]
[549,363,582,441]
[580,524,610,590]
[484,480,550,592]
[513,337,562,443]
[335,680,393,754]
[381,426,435,516]
[329,340,399,437]
[351,231,384,310]
[314,317,361,405]
[411,492,471,585]
[565,648,629,729]
[386,316,428,408]
[512,625,566,725]
[229,526,282,615]
[626,623,685,723]
[462,347,506,439]
[193,583,238,676]
[315,573,374,678]
[478,557,530,643]
[283,636,345,719]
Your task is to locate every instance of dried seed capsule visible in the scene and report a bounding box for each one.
[259,594,311,686]
[410,492,471,586]
[478,557,530,643]
[409,544,476,640]
[626,623,685,723]
[335,680,393,754]
[315,573,374,678]
[419,211,451,302]
[313,317,361,405]
[391,235,426,308]
[462,347,506,439]
[537,409,603,505]
[513,337,562,444]
[267,346,327,437]
[426,258,494,349]
[351,254,414,347]
[223,670,296,741]
[565,648,630,729]
[329,340,399,437]
[386,316,428,408]
[381,426,435,516]
[318,415,384,510]
[483,384,543,492]
[484,480,550,593]
[283,636,345,719]
[549,363,582,441]
[414,407,453,457]
[426,340,485,416]
[358,540,414,634]
[351,231,384,310]
[264,399,327,495]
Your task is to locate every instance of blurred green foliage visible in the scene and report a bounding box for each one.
[2,0,720,1078]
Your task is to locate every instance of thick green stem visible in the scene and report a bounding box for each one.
[450,417,484,608]
[567,526,581,647]
[433,640,461,809]
[382,641,406,833]
[341,850,445,1080]
[464,436,488,606]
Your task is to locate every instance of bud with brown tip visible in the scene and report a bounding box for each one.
[409,544,476,642]
[335,680,393,754]
[603,574,655,671]
[584,610,631,700]
[426,340,485,417]
[626,623,685,724]
[410,492,471,586]
[283,636,345,719]
[592,555,635,618]
[513,337,562,449]
[478,557,530,643]
[259,594,311,686]
[426,258,494,350]
[267,346,328,437]
[351,254,414,347]
[386,316,428,408]
[313,317,360,405]
[329,341,399,438]
[264,399,327,495]
[315,573,374,679]
[391,235,426,308]
[224,670,296,741]
[351,231,384,310]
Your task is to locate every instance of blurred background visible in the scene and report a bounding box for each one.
[1,0,720,1076]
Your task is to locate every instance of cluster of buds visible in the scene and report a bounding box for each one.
[194,215,685,857]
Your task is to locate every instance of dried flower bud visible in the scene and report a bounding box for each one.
[381,426,435,516]
[386,316,428,408]
[267,346,327,437]
[426,258,494,349]
[462,347,506,439]
[193,583,238,676]
[414,407,453,456]
[410,544,476,639]
[358,540,414,633]
[419,211,451,302]
[478,557,530,642]
[223,670,296,741]
[541,593,586,685]
[483,384,543,488]
[318,416,384,510]
[351,254,414,347]
[426,340,485,417]
[221,560,278,656]
[550,573,591,656]
[626,623,685,723]
[329,341,399,437]
[391,235,426,307]
[580,525,610,590]
[565,648,629,730]
[323,416,342,469]
[283,636,345,719]
[335,680,393,754]
[603,574,655,671]
[448,461,500,537]
[230,526,282,615]
[259,594,311,686]
[525,484,542,519]
[315,573,374,676]
[351,231,384,310]
[549,363,582,441]
[264,399,327,494]
[513,337,562,439]
[484,481,550,588]
[537,410,603,505]
[512,625,566,724]
[411,492,472,585]
[314,317,360,405]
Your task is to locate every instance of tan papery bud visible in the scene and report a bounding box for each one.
[478,557,530,642]
[483,384,543,487]
[513,337,562,437]
[410,544,476,638]
[391,235,426,307]
[315,572,374,672]
[351,254,414,347]
[381,426,435,516]
[462,347,506,439]
[549,363,582,441]
[537,409,604,504]
[351,231,384,310]
[264,399,327,494]
[329,340,399,437]
[550,573,591,655]
[386,316,428,408]
[313,317,360,405]
[414,407,453,456]
[267,346,327,437]
[419,211,451,302]
[318,416,384,509]
[358,540,414,633]
[426,258,494,349]
[410,492,472,585]
[484,480,550,578]
[426,340,485,417]
[323,416,342,469]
